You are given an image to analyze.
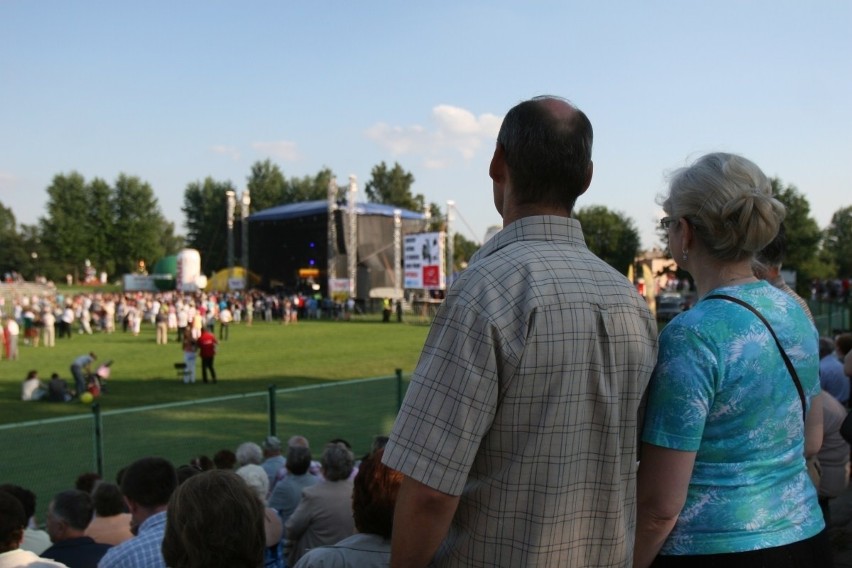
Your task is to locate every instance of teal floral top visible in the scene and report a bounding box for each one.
[642,280,824,555]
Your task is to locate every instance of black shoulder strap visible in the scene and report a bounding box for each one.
[704,293,807,423]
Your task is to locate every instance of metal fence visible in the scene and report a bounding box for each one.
[811,300,851,336]
[0,371,408,523]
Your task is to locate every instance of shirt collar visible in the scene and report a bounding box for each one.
[471,215,585,265]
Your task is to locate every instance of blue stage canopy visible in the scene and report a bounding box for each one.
[249,200,426,222]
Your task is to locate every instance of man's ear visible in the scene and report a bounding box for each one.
[577,161,593,198]
[489,143,507,183]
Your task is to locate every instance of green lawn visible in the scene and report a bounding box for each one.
[0,314,431,425]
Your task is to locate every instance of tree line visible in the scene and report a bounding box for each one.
[1,161,850,293]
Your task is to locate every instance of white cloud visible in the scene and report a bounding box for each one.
[251,141,301,162]
[210,145,241,161]
[365,104,502,168]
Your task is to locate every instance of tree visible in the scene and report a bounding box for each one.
[452,233,479,271]
[112,174,170,276]
[364,162,423,211]
[182,177,235,274]
[39,172,92,281]
[0,201,27,277]
[286,167,336,204]
[575,205,641,274]
[824,206,852,277]
[246,159,287,212]
[87,177,116,277]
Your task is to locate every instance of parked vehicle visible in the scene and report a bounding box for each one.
[656,293,686,322]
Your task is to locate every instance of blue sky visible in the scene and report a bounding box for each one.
[1,1,850,251]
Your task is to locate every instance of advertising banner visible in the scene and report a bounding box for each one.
[404,232,445,290]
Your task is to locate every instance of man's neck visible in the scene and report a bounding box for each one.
[502,203,570,227]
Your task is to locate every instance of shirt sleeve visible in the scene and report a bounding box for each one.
[641,322,717,452]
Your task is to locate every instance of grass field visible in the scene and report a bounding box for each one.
[0,314,431,425]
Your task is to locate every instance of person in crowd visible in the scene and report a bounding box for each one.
[294,448,402,568]
[0,490,67,568]
[60,305,74,339]
[98,457,177,568]
[176,464,203,485]
[189,455,213,471]
[213,449,237,470]
[819,336,850,405]
[382,96,657,567]
[47,373,72,403]
[154,308,168,346]
[74,474,100,495]
[268,446,319,525]
[634,153,826,567]
[817,391,850,526]
[22,370,47,401]
[42,308,56,348]
[5,317,20,360]
[837,333,852,388]
[236,465,284,568]
[236,442,264,467]
[286,442,356,566]
[181,328,197,384]
[218,306,232,340]
[161,470,265,568]
[261,436,285,490]
[84,483,132,546]
[197,327,218,383]
[41,490,111,568]
[752,223,814,320]
[0,484,51,555]
[69,353,96,398]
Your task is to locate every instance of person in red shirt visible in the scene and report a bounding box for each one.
[197,329,218,384]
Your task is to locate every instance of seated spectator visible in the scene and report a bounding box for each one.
[0,484,51,555]
[268,446,319,525]
[236,465,284,568]
[0,490,67,568]
[820,337,850,404]
[176,464,203,485]
[21,371,47,402]
[84,483,132,546]
[98,457,177,568]
[162,470,265,568]
[189,455,213,471]
[837,333,852,386]
[42,490,111,568]
[47,374,72,403]
[236,442,263,467]
[261,436,285,490]
[818,392,851,525]
[213,449,237,470]
[294,448,402,568]
[74,473,100,495]
[285,442,356,566]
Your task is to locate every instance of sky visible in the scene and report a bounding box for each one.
[1,1,850,252]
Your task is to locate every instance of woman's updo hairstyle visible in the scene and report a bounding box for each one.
[662,152,786,262]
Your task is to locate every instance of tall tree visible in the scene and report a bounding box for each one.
[246,159,287,212]
[575,205,641,274]
[823,205,852,277]
[182,177,235,274]
[452,233,479,271]
[87,177,116,277]
[112,174,169,275]
[0,201,27,277]
[364,161,423,211]
[286,167,336,204]
[40,172,92,280]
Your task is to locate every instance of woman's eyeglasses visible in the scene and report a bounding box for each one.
[659,217,677,230]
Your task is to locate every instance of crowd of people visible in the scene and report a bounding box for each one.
[5,95,852,567]
[0,432,397,568]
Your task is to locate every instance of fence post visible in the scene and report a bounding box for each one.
[92,402,104,477]
[268,384,277,437]
[395,369,403,411]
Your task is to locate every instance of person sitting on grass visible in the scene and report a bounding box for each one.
[21,370,47,402]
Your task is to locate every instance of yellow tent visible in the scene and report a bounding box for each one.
[204,267,261,291]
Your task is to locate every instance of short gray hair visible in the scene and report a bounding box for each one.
[235,442,263,466]
[320,442,354,482]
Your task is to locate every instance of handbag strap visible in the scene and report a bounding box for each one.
[704,294,807,423]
